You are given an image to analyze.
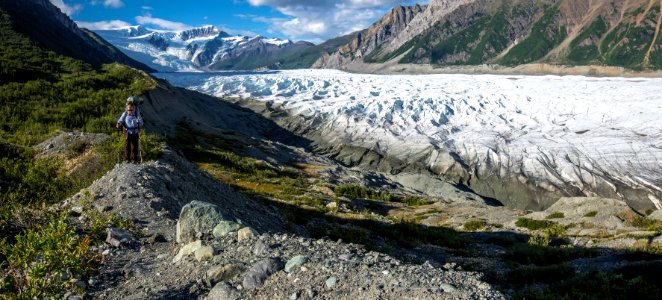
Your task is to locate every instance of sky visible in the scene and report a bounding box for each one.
[51,0,426,44]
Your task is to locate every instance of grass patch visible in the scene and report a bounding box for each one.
[545,212,565,219]
[516,218,556,230]
[519,262,662,299]
[584,211,598,217]
[464,219,487,231]
[334,184,394,201]
[504,243,595,266]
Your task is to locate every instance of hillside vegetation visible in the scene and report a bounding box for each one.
[0,8,157,297]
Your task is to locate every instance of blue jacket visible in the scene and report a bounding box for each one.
[117,109,143,134]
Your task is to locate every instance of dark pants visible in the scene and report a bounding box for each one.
[124,132,140,162]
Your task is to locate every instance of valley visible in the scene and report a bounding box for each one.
[155,70,662,212]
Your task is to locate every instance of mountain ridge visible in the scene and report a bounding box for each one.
[0,0,154,72]
[93,25,333,71]
[315,0,662,70]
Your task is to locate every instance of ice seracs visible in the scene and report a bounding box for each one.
[155,70,662,212]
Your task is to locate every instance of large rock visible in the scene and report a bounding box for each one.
[648,209,662,221]
[173,240,203,263]
[237,227,256,242]
[284,255,309,273]
[206,282,241,300]
[242,258,284,290]
[177,200,230,243]
[206,263,245,286]
[195,245,214,262]
[213,220,243,238]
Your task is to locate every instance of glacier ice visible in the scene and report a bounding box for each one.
[155,70,662,210]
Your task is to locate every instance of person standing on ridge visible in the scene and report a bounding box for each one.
[116,96,143,163]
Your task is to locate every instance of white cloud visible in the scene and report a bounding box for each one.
[135,15,192,31]
[50,0,83,16]
[142,6,153,10]
[103,0,124,8]
[76,20,131,30]
[246,0,416,41]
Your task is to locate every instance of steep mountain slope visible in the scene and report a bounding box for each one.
[313,4,425,69]
[94,25,324,71]
[315,0,662,70]
[0,0,153,72]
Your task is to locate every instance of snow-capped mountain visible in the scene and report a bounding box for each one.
[93,25,313,71]
[156,70,662,212]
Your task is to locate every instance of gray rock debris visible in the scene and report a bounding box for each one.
[106,228,136,248]
[242,258,284,290]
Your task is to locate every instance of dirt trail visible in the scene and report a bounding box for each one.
[637,0,658,25]
[644,1,662,65]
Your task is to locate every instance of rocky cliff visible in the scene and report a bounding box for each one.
[312,4,425,69]
[315,0,662,70]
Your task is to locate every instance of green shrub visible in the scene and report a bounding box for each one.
[334,185,393,201]
[507,264,575,285]
[631,217,662,232]
[399,196,433,206]
[584,211,598,217]
[0,217,98,298]
[516,218,556,231]
[545,212,565,219]
[525,264,662,299]
[139,131,164,161]
[504,243,595,266]
[464,219,487,231]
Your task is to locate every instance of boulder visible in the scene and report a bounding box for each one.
[206,282,241,300]
[213,221,243,238]
[207,263,245,286]
[177,200,230,243]
[285,255,309,273]
[195,245,215,262]
[242,258,284,290]
[173,240,203,263]
[648,209,662,221]
[237,227,257,242]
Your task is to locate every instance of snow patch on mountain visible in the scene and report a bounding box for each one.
[94,26,294,71]
[155,70,662,210]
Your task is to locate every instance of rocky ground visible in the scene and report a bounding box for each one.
[41,79,662,298]
[56,147,505,299]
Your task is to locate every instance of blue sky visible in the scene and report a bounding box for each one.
[51,0,425,44]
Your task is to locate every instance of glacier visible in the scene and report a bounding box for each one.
[155,70,662,211]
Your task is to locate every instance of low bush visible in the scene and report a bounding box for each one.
[464,219,487,231]
[0,216,98,298]
[399,195,434,206]
[515,218,556,230]
[504,243,595,266]
[334,185,393,201]
[584,211,598,217]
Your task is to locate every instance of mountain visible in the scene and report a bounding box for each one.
[0,0,153,72]
[315,0,662,70]
[313,4,426,68]
[94,25,328,71]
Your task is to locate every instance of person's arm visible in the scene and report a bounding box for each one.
[116,111,126,128]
